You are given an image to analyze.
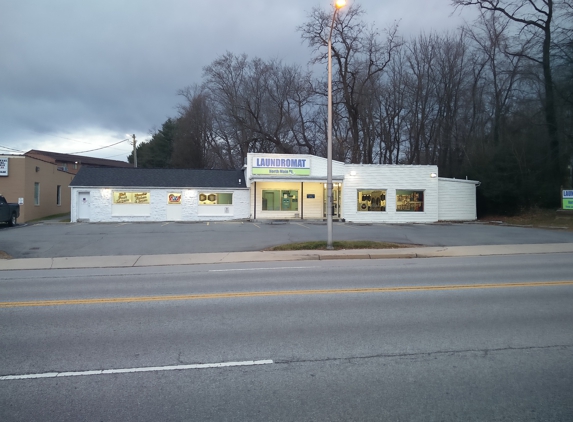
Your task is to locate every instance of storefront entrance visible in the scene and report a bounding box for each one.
[323,183,341,219]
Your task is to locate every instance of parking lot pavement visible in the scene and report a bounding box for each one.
[1,220,573,260]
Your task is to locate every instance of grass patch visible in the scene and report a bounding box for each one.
[480,208,573,230]
[268,240,412,251]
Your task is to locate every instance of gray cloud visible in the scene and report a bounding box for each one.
[0,0,470,159]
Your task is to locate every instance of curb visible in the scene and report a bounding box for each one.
[2,244,573,271]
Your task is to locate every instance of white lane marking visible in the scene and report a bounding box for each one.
[253,223,261,228]
[209,266,319,273]
[0,360,273,381]
[116,223,129,226]
[161,222,170,227]
[293,223,310,229]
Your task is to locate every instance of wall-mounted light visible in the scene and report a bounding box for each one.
[350,170,357,176]
[430,173,438,178]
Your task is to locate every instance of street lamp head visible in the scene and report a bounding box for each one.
[335,0,346,8]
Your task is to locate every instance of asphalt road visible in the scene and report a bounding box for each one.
[1,254,572,421]
[2,220,573,258]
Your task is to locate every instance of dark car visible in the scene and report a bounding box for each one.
[0,195,20,226]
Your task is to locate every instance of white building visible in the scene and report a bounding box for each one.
[69,153,479,223]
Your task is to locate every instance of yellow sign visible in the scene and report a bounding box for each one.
[113,192,149,204]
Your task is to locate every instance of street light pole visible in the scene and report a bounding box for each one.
[327,0,346,250]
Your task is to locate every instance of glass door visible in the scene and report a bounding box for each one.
[323,183,341,218]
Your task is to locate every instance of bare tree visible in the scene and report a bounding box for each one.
[202,52,318,167]
[299,4,402,163]
[451,0,564,186]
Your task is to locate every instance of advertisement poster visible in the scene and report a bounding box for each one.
[113,192,150,204]
[168,193,182,204]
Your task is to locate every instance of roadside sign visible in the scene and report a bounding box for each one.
[563,190,573,210]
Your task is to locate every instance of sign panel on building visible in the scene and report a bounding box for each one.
[0,158,8,176]
[113,191,150,204]
[252,157,310,176]
[168,193,182,204]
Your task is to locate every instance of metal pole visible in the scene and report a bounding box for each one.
[327,9,338,250]
[132,134,137,168]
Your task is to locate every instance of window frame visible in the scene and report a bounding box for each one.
[356,189,387,212]
[396,190,425,212]
[198,192,233,206]
[34,182,40,206]
[262,189,299,212]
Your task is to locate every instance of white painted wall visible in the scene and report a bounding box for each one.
[70,188,250,222]
[438,178,479,221]
[342,164,440,223]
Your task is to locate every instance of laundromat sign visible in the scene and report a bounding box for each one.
[253,157,310,176]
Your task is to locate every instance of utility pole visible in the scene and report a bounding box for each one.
[131,134,137,168]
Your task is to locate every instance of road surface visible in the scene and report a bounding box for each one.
[1,253,572,421]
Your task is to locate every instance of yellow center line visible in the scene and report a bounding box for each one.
[1,281,572,308]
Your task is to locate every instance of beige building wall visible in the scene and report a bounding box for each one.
[0,156,26,219]
[0,155,74,222]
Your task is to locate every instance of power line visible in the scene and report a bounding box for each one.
[0,145,25,153]
[45,134,134,153]
[69,139,130,155]
[102,152,131,159]
[45,134,95,146]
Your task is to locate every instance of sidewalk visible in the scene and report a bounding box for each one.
[1,243,573,271]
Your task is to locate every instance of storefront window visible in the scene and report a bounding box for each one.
[199,192,232,205]
[396,190,424,212]
[357,190,386,212]
[262,190,298,211]
[113,192,150,204]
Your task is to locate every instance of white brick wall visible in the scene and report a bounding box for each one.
[70,188,250,222]
[438,178,478,221]
[69,156,478,224]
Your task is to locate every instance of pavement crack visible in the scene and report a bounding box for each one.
[273,344,573,365]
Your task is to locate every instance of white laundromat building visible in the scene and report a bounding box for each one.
[70,153,479,223]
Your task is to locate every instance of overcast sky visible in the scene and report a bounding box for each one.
[1,0,472,162]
